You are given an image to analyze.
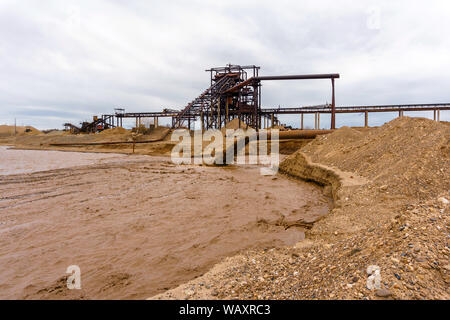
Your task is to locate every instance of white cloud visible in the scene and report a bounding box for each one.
[0,0,449,129]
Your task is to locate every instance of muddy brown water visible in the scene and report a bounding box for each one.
[0,146,130,175]
[0,147,331,299]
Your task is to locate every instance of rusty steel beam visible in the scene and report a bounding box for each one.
[261,103,450,114]
[255,74,340,81]
[224,73,340,94]
[223,78,255,93]
[116,111,180,118]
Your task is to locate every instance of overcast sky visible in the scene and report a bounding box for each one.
[1,0,449,129]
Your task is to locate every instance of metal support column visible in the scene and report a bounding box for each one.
[200,111,204,132]
[253,84,258,130]
[314,113,318,129]
[318,112,320,129]
[331,78,336,129]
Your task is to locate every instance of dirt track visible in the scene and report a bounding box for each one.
[0,149,330,299]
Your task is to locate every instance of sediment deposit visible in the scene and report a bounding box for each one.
[0,149,329,299]
[153,117,449,300]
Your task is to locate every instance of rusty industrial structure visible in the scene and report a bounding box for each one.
[64,64,450,133]
[170,65,339,130]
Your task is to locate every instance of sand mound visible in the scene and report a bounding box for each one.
[99,127,129,135]
[44,130,67,136]
[272,125,286,131]
[302,117,449,199]
[143,126,171,140]
[0,125,41,136]
[222,118,250,131]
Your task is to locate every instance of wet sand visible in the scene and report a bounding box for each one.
[0,148,330,299]
[0,146,130,175]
